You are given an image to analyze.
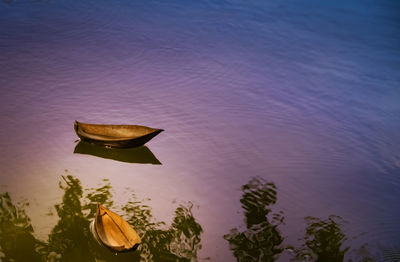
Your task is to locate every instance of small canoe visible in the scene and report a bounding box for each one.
[74,121,163,148]
[92,204,141,253]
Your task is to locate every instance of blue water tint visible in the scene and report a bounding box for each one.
[0,0,399,260]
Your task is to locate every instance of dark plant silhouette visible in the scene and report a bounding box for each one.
[0,193,44,262]
[0,174,203,262]
[291,215,400,262]
[290,215,349,262]
[46,176,89,261]
[346,243,400,262]
[224,177,284,261]
[224,177,375,262]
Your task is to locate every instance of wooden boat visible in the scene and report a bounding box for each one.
[92,204,141,253]
[74,121,163,148]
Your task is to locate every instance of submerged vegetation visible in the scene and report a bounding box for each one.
[0,175,203,262]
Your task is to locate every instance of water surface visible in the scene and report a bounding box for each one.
[0,0,399,261]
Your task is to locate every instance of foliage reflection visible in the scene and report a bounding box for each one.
[224,177,391,262]
[224,177,284,261]
[0,175,202,261]
[290,215,349,262]
[0,192,44,262]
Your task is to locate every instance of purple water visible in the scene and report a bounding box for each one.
[0,0,399,260]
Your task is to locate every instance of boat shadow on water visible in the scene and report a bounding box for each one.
[74,141,162,165]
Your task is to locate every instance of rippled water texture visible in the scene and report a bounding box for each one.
[0,0,399,261]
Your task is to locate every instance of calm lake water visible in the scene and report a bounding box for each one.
[1,0,399,261]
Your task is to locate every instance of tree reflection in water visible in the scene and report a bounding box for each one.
[0,175,203,262]
[290,215,349,262]
[292,216,400,262]
[0,192,44,262]
[224,177,284,261]
[224,177,398,262]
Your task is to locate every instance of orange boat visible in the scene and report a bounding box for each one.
[74,121,163,148]
[91,204,141,253]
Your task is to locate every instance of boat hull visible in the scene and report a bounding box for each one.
[92,205,141,253]
[74,121,163,148]
[90,220,140,253]
[76,129,163,148]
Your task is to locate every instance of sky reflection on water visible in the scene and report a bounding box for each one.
[0,0,399,260]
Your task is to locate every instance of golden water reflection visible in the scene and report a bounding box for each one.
[0,175,201,261]
[1,175,398,261]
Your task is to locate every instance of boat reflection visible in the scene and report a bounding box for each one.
[74,141,162,165]
[0,175,202,261]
